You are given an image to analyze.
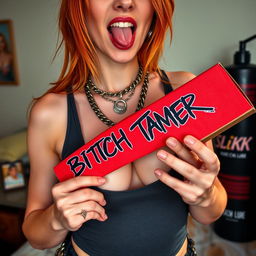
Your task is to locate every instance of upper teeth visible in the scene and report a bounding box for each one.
[110,22,134,28]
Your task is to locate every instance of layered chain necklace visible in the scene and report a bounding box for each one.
[85,66,149,127]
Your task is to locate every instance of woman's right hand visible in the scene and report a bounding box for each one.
[51,176,108,232]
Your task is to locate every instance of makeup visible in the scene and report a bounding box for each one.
[108,17,137,50]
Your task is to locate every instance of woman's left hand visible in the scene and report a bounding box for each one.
[155,135,220,207]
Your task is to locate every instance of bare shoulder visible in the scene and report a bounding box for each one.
[165,71,196,90]
[28,92,68,163]
[29,93,67,127]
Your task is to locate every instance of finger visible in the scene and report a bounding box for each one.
[80,211,106,223]
[154,169,203,204]
[75,200,107,220]
[65,211,105,231]
[52,176,106,195]
[157,149,207,186]
[166,137,200,167]
[183,135,220,173]
[60,188,106,206]
[58,200,107,231]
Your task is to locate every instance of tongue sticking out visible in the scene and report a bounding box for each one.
[111,27,133,47]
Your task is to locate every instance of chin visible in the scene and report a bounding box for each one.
[108,49,140,64]
[113,57,137,64]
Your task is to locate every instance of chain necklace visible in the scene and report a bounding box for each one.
[85,71,149,127]
[88,65,143,114]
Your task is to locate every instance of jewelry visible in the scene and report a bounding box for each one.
[104,91,135,115]
[80,209,87,220]
[85,71,149,127]
[147,29,153,39]
[88,65,143,114]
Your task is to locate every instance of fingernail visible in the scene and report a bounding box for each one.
[98,178,106,184]
[102,200,107,206]
[155,169,162,177]
[184,135,196,145]
[157,151,167,160]
[167,137,177,148]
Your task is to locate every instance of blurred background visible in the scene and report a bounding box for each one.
[0,0,255,255]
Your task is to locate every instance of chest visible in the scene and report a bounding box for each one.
[58,77,172,190]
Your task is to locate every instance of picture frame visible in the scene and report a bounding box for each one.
[0,19,19,85]
[1,160,25,190]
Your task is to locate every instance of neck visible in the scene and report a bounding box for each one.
[92,58,140,93]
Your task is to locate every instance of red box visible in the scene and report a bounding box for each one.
[54,63,255,181]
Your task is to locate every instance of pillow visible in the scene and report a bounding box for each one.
[0,130,27,162]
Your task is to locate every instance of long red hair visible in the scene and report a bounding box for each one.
[47,0,175,95]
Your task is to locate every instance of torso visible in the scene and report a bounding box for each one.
[58,71,174,191]
[45,70,194,256]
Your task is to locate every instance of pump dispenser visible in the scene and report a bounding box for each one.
[213,35,256,242]
[234,35,256,65]
[227,35,256,92]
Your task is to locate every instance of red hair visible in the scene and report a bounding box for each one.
[47,0,175,95]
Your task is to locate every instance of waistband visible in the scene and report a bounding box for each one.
[55,234,197,256]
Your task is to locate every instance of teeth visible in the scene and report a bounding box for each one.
[110,22,134,28]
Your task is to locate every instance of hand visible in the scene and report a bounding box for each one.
[51,176,108,231]
[155,135,220,207]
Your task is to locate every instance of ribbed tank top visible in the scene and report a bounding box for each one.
[61,70,188,256]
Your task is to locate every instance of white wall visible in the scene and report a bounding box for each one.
[161,0,256,74]
[0,0,256,137]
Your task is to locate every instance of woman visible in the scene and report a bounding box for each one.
[22,0,227,255]
[0,33,14,81]
[4,163,25,189]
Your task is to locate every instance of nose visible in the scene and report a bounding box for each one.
[113,0,135,12]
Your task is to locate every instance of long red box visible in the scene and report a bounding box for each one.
[54,63,255,181]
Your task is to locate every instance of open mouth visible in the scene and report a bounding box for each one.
[108,17,137,50]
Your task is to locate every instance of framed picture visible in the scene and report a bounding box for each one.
[0,19,19,85]
[1,161,25,190]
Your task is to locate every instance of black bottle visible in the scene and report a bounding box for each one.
[213,35,256,242]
